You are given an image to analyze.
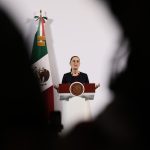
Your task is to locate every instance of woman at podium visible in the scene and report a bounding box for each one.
[62,56,89,84]
[54,56,99,90]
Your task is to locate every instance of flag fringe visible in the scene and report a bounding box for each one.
[37,41,45,46]
[37,36,46,41]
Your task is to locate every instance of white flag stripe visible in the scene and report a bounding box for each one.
[32,54,53,91]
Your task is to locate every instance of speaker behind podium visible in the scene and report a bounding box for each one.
[58,82,95,100]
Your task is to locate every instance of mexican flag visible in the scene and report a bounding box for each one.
[31,14,54,113]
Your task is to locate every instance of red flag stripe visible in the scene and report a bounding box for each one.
[41,18,45,36]
[43,86,54,112]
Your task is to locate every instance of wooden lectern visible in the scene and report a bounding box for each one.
[58,82,95,100]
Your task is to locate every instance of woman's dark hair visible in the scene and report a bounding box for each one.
[70,56,80,63]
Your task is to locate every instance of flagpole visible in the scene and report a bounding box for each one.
[40,10,42,18]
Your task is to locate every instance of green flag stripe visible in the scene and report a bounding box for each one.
[37,20,40,36]
[31,31,48,64]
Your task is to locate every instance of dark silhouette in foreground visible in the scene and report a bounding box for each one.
[0,7,62,150]
[54,0,149,150]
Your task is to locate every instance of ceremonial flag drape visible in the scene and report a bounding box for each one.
[31,12,54,113]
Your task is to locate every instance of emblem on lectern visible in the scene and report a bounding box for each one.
[69,82,85,96]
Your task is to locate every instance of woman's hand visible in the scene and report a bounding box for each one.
[95,83,100,89]
[54,84,59,92]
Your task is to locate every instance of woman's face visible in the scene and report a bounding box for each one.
[70,57,80,70]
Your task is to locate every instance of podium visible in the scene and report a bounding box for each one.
[58,82,95,100]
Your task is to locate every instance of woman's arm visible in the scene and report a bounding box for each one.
[62,74,67,84]
[85,74,89,83]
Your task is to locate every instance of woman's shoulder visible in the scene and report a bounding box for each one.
[63,72,71,76]
[80,72,88,76]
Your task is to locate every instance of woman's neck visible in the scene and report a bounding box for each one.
[71,69,80,76]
